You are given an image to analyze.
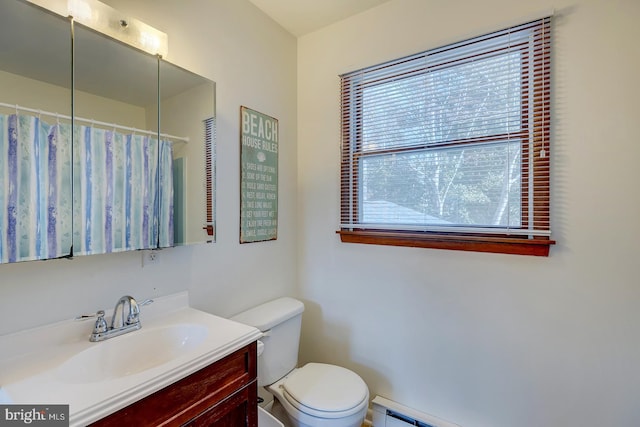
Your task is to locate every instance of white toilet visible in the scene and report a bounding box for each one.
[231,297,369,427]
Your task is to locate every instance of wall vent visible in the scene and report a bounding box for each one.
[371,396,461,427]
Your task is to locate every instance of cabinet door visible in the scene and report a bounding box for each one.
[158,59,215,248]
[184,382,258,427]
[91,342,257,427]
[73,22,160,256]
[0,1,73,263]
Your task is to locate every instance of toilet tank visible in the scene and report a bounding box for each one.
[231,297,305,386]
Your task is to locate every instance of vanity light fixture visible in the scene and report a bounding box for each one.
[25,0,169,57]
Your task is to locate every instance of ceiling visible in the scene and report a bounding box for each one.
[248,0,391,37]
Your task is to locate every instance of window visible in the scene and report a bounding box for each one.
[339,18,554,256]
[204,116,215,237]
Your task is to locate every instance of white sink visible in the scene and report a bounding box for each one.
[0,292,262,427]
[57,323,208,383]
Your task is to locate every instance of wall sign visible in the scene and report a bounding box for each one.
[240,106,278,243]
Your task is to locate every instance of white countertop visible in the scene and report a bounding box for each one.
[0,292,262,426]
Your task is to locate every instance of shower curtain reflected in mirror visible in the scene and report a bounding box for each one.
[0,114,73,263]
[0,112,174,264]
[73,125,174,256]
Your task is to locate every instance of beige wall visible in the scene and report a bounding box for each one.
[297,0,640,426]
[0,0,298,334]
[0,69,147,127]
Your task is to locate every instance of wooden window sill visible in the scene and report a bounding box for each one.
[337,230,555,256]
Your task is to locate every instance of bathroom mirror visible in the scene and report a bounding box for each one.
[0,0,216,264]
[159,60,216,246]
[73,22,161,255]
[0,0,73,263]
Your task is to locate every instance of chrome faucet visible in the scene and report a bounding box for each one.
[111,295,141,330]
[78,295,153,342]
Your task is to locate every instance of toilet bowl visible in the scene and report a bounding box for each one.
[231,298,369,427]
[268,363,368,427]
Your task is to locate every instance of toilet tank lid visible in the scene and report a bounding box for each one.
[231,297,304,332]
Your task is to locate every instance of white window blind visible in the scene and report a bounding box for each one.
[340,18,551,240]
[204,116,215,237]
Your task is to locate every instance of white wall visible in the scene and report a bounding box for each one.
[297,1,640,426]
[3,1,639,426]
[0,0,297,334]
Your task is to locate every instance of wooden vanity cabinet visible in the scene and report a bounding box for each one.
[91,342,257,427]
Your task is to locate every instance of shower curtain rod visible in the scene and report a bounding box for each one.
[0,102,189,143]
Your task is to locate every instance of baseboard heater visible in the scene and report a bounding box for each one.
[371,396,461,427]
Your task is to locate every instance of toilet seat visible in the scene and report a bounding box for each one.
[281,363,369,419]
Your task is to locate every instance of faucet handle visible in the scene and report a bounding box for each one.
[93,310,108,334]
[126,298,153,325]
[139,299,154,307]
[75,310,108,335]
[75,310,106,321]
